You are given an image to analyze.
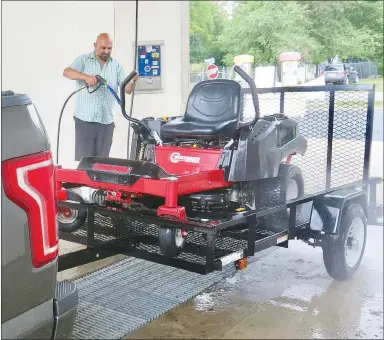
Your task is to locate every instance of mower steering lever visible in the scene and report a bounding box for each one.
[233,65,260,123]
[120,70,163,145]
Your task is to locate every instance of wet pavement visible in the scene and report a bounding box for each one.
[59,222,383,340]
[125,224,383,339]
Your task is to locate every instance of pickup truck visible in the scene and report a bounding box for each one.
[1,90,78,339]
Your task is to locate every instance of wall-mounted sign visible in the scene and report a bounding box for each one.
[138,45,161,77]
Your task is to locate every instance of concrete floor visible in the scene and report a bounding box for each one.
[59,221,383,340]
[123,224,383,340]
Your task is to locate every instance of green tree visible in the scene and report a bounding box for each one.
[302,1,383,63]
[189,1,383,72]
[190,0,227,65]
[217,1,320,65]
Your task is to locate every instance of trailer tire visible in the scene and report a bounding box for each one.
[58,191,87,233]
[322,203,367,281]
[158,227,186,258]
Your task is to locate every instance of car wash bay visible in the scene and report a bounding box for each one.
[3,0,383,338]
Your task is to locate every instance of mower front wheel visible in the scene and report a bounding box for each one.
[58,191,87,233]
[158,227,186,258]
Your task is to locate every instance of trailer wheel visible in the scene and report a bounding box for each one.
[322,203,367,281]
[158,227,186,258]
[58,191,87,233]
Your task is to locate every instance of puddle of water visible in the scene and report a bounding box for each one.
[269,300,308,312]
[312,325,325,339]
[280,283,326,302]
[193,293,215,312]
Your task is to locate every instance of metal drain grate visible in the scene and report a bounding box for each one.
[71,257,235,339]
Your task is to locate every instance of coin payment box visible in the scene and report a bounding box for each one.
[133,40,164,92]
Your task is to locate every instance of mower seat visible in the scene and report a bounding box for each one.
[161,79,242,140]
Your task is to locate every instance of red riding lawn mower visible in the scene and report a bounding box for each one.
[56,66,307,258]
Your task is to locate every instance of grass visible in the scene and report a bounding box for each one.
[360,77,383,92]
[359,78,383,108]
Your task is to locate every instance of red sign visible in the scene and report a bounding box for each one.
[92,163,132,174]
[155,146,222,175]
[206,64,219,79]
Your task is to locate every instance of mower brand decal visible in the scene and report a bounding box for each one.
[92,163,132,174]
[170,152,200,164]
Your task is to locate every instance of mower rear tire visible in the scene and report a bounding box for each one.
[158,227,186,258]
[58,191,87,233]
[278,163,305,214]
[260,164,304,213]
[258,164,304,231]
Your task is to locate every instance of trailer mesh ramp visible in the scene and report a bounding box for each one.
[71,257,235,339]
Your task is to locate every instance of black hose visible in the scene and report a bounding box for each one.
[56,86,86,164]
[127,0,139,158]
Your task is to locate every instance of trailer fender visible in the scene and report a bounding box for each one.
[310,187,368,234]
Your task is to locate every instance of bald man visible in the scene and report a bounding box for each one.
[63,33,138,161]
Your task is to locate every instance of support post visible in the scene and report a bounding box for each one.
[247,214,257,256]
[87,206,95,248]
[280,92,285,113]
[326,90,335,189]
[205,233,216,273]
[363,88,375,180]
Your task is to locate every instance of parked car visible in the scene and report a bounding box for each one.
[1,90,78,339]
[321,64,359,85]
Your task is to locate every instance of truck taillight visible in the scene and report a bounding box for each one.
[2,151,58,268]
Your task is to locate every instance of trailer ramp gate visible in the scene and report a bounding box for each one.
[71,257,236,339]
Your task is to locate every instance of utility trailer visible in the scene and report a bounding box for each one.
[57,77,382,281]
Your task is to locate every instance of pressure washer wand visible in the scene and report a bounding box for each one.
[95,75,121,105]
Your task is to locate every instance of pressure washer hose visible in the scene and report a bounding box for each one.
[56,86,86,164]
[107,85,121,105]
[56,81,112,164]
[127,0,139,158]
